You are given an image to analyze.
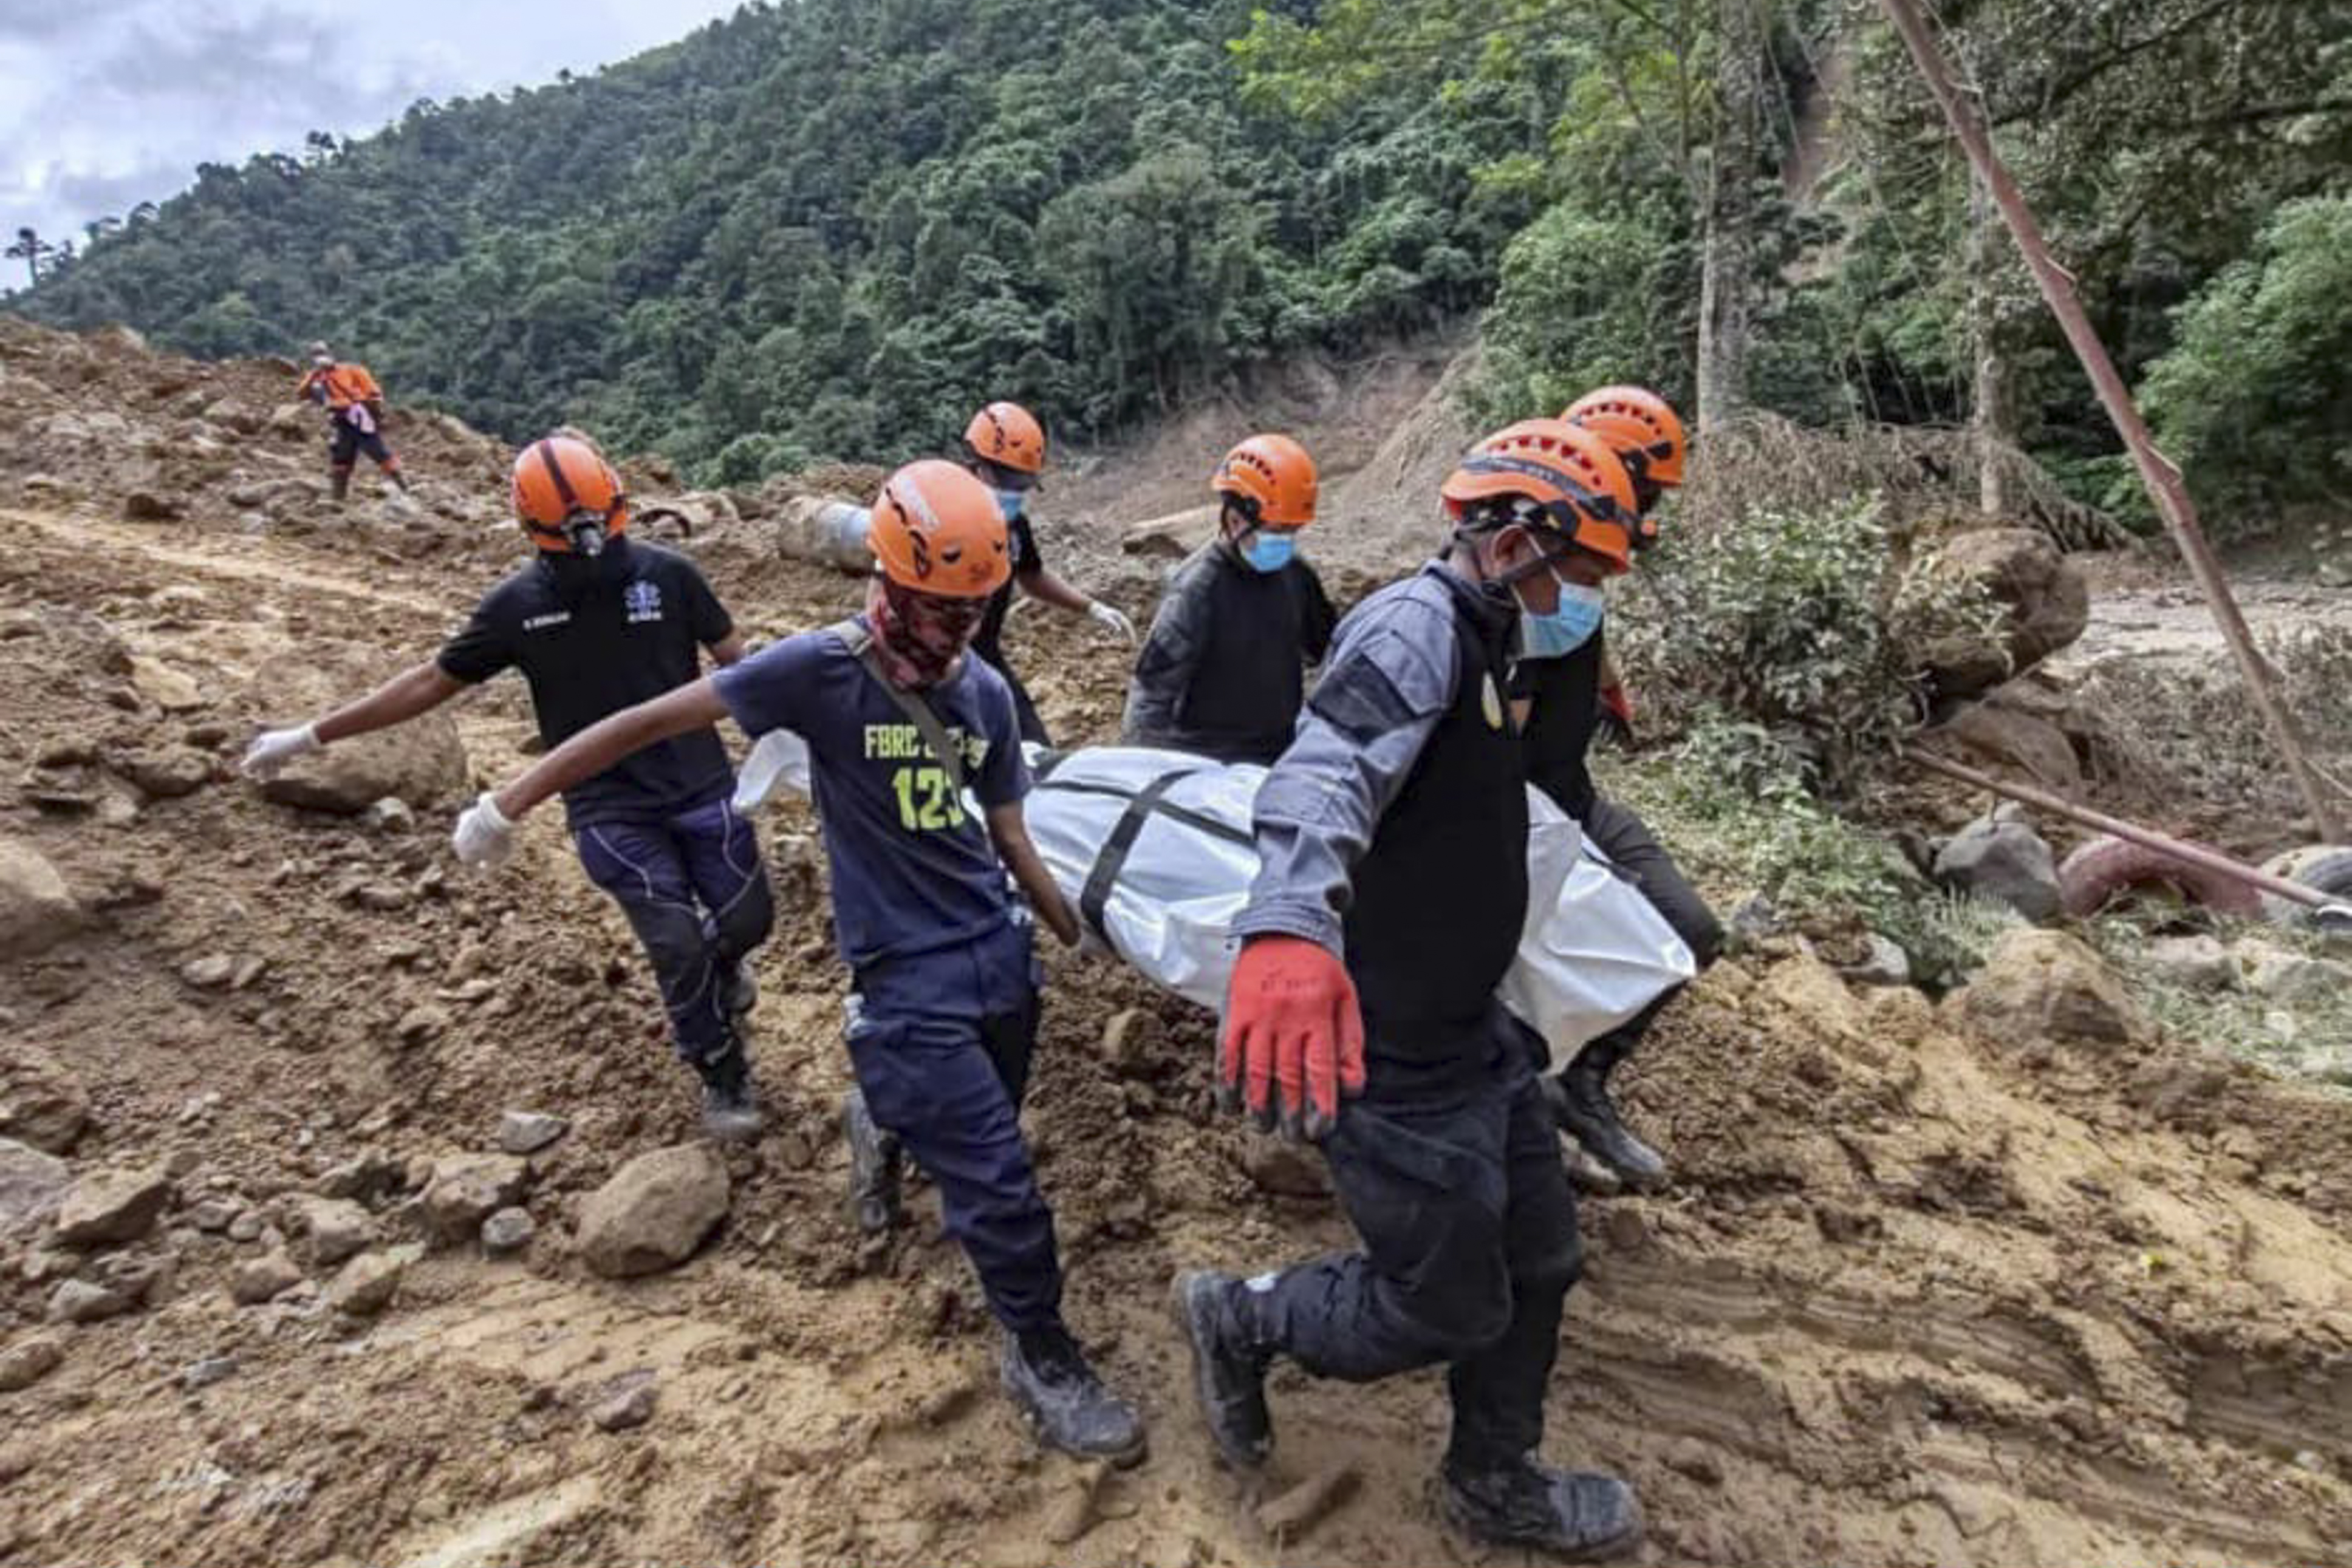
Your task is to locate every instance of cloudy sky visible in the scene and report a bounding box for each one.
[0,0,747,245]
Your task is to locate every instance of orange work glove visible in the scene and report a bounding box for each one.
[1219,936,1366,1141]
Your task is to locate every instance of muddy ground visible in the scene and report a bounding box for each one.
[2,324,2351,1568]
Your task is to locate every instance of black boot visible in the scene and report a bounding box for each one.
[329,466,351,504]
[1000,1324,1146,1465]
[1169,1270,1273,1469]
[1545,1037,1667,1191]
[842,1087,903,1233]
[720,961,758,1019]
[695,1043,764,1142]
[1441,1454,1643,1561]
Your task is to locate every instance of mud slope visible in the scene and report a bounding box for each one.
[2,321,2350,1567]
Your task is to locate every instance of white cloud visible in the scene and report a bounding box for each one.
[0,0,747,243]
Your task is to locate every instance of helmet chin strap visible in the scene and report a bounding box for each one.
[566,519,608,557]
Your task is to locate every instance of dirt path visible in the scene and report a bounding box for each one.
[4,502,2352,1568]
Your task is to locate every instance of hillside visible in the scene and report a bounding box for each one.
[2,0,1531,482]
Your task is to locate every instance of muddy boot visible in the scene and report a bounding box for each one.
[385,464,411,493]
[1169,1270,1273,1469]
[1440,1455,1643,1561]
[1545,1039,1667,1192]
[842,1087,903,1233]
[1000,1324,1146,1466]
[328,466,351,504]
[695,1044,764,1143]
[1560,1139,1624,1198]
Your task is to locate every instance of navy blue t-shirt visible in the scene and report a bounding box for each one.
[713,620,1031,968]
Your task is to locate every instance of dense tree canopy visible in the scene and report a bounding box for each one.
[8,0,2348,528]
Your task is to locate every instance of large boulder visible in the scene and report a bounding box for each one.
[578,1144,730,1278]
[1958,929,2151,1044]
[1933,700,2082,794]
[1920,528,2090,698]
[244,646,468,813]
[0,1042,89,1153]
[1933,806,2062,922]
[0,837,83,960]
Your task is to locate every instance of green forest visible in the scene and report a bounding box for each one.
[7,0,2349,527]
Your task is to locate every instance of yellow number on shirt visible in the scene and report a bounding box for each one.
[890,766,966,831]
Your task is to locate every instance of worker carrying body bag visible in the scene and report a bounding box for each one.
[734,735,1694,1067]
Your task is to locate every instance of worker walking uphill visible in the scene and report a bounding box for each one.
[451,460,1146,1465]
[1513,387,1722,1190]
[1123,434,1336,764]
[296,341,411,503]
[241,434,773,1138]
[1171,423,1646,1560]
[960,400,1135,742]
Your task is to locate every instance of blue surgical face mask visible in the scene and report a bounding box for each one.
[1240,528,1296,573]
[996,489,1027,522]
[1517,574,1605,659]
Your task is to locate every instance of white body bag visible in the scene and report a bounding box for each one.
[734,737,1695,1069]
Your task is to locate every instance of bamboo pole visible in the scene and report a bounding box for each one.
[1875,0,2344,841]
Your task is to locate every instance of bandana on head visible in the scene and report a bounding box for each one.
[865,574,989,689]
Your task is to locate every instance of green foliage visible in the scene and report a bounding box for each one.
[7,0,1539,480]
[1609,498,2005,785]
[1597,718,2011,987]
[2143,197,2352,528]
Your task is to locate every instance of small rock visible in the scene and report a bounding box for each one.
[352,883,413,913]
[53,1166,173,1247]
[0,1043,91,1153]
[316,1151,402,1202]
[122,491,185,522]
[187,1200,237,1233]
[114,748,212,799]
[0,1335,64,1392]
[47,1278,133,1324]
[590,1377,657,1432]
[1238,1136,1331,1199]
[182,1355,239,1390]
[1099,1009,1163,1077]
[496,1110,568,1156]
[363,797,416,834]
[0,837,84,961]
[1839,933,1912,988]
[1724,891,1782,949]
[0,1137,72,1233]
[480,1207,536,1255]
[327,1250,406,1316]
[179,954,236,990]
[295,1196,375,1267]
[395,1006,450,1048]
[1046,1461,1116,1547]
[1664,1438,1725,1487]
[1254,1463,1361,1539]
[228,1251,302,1306]
[226,1210,265,1244]
[419,1154,530,1243]
[1934,809,2062,923]
[577,1144,729,1278]
[2146,935,2235,992]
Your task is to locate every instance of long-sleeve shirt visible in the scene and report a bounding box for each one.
[1122,540,1336,766]
[298,361,381,411]
[1230,564,1479,953]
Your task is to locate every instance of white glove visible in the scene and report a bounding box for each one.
[1087,600,1137,644]
[241,723,321,781]
[451,791,517,867]
[731,730,813,813]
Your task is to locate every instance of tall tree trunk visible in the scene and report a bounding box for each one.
[1697,0,1762,431]
[1967,166,2013,517]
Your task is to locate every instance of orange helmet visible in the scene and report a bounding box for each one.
[1564,386,1687,488]
[511,434,629,554]
[1442,419,1636,572]
[962,400,1047,477]
[1211,434,1319,528]
[867,459,1011,598]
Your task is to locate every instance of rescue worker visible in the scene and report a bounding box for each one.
[1515,387,1723,1190]
[1122,434,1336,764]
[452,460,1146,1465]
[240,434,771,1137]
[959,400,1135,743]
[1171,420,1645,1561]
[296,341,411,503]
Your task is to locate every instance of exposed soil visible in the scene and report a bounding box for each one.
[2,321,2351,1568]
